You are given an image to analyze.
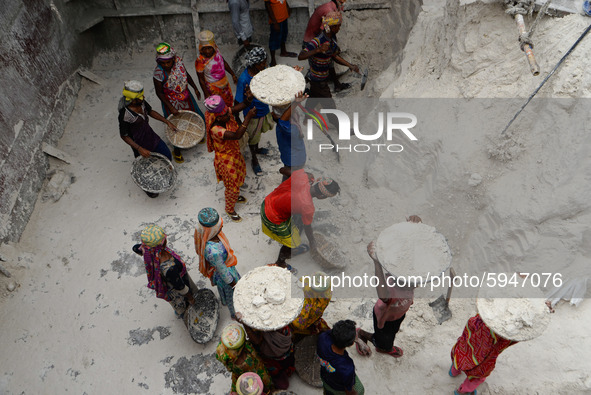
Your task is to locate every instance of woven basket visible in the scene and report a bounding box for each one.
[311,233,347,269]
[131,152,177,193]
[166,110,205,148]
[295,334,323,388]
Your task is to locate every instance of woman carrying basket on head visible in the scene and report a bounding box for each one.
[195,30,238,107]
[216,323,274,394]
[153,42,205,163]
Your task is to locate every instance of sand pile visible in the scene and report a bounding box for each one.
[234,266,304,330]
[250,65,306,106]
[376,222,452,280]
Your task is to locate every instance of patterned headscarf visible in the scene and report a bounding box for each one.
[197,207,224,240]
[155,42,176,61]
[236,372,264,395]
[122,80,144,106]
[194,208,237,279]
[314,177,339,198]
[140,225,187,301]
[198,30,217,52]
[322,11,342,32]
[221,323,246,350]
[204,95,228,114]
[141,224,166,247]
[310,271,331,292]
[245,47,267,67]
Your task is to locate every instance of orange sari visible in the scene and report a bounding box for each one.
[205,112,246,212]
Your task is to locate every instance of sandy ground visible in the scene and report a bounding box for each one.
[2,1,591,394]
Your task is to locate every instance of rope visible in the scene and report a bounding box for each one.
[504,0,534,16]
[506,0,550,52]
[528,0,552,37]
[519,33,534,51]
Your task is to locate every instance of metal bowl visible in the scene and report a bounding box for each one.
[131,152,177,194]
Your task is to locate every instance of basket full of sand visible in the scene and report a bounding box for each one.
[249,65,306,107]
[477,278,551,342]
[233,265,304,331]
[376,222,452,284]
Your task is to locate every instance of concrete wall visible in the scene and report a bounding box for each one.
[0,0,95,243]
[85,0,314,58]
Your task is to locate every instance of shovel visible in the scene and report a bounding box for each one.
[429,267,455,324]
[343,67,369,91]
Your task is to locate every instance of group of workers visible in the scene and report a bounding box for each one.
[118,0,358,204]
[121,1,533,394]
[134,209,528,395]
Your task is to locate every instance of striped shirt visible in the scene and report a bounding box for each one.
[303,32,340,82]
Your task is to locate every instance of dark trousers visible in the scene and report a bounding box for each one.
[269,20,289,51]
[372,310,406,351]
[306,80,338,128]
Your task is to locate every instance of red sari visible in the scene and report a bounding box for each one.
[451,314,517,381]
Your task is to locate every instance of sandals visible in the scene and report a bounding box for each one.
[226,211,242,222]
[454,391,476,395]
[291,244,310,257]
[173,152,184,163]
[256,147,269,155]
[376,345,403,358]
[355,328,372,356]
[237,196,247,204]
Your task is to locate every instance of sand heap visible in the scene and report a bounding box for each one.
[250,65,306,106]
[234,266,304,331]
[376,222,452,280]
